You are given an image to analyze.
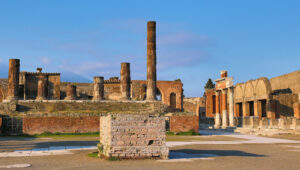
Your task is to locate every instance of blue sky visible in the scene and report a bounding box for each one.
[0,0,299,97]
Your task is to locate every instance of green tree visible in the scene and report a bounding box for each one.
[204,78,215,89]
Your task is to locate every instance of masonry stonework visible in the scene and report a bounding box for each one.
[170,115,199,133]
[120,63,131,100]
[98,114,169,159]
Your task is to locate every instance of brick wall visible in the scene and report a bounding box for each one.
[294,102,300,119]
[23,116,99,135]
[205,89,215,117]
[170,115,199,133]
[0,117,2,133]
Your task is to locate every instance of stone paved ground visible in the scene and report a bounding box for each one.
[0,134,300,169]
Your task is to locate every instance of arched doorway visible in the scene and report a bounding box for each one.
[170,92,176,109]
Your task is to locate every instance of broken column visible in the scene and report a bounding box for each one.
[7,59,20,100]
[36,74,47,100]
[214,91,221,128]
[222,90,228,128]
[93,76,104,100]
[65,84,77,100]
[146,21,157,100]
[228,87,235,126]
[120,62,131,100]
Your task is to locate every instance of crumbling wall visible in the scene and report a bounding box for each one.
[183,97,205,116]
[99,114,168,159]
[270,70,300,94]
[272,93,299,117]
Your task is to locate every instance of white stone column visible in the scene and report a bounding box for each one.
[214,91,221,129]
[222,89,228,129]
[229,87,235,127]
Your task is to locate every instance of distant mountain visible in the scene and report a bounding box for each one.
[60,71,92,83]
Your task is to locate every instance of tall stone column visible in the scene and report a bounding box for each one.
[222,90,228,128]
[93,76,104,101]
[120,62,131,100]
[228,87,235,127]
[146,21,157,101]
[7,59,20,100]
[214,91,221,129]
[36,75,47,100]
[65,84,77,100]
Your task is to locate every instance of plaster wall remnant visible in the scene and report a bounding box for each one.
[7,59,20,100]
[99,114,169,159]
[65,84,77,100]
[146,21,157,101]
[120,62,131,100]
[36,75,47,100]
[93,76,104,100]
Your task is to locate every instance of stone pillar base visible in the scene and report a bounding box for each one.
[222,110,228,129]
[214,113,221,129]
[229,112,235,127]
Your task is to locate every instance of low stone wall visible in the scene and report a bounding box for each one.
[23,116,99,135]
[236,116,300,135]
[14,100,167,114]
[98,114,168,159]
[170,115,199,133]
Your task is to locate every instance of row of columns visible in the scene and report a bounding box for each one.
[214,87,235,128]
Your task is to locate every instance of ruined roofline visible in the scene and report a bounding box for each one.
[20,71,60,76]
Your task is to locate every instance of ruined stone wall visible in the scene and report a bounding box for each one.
[170,114,199,133]
[183,97,205,116]
[21,72,60,100]
[60,82,93,100]
[270,70,300,94]
[0,100,168,135]
[23,116,99,135]
[99,114,168,159]
[272,93,299,117]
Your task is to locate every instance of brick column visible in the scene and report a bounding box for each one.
[36,75,47,100]
[267,100,276,119]
[93,76,104,100]
[146,21,157,101]
[7,59,20,100]
[214,91,221,128]
[222,90,228,128]
[228,87,235,126]
[65,84,77,100]
[294,102,300,119]
[120,62,131,100]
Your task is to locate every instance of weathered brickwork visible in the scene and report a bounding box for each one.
[0,117,2,134]
[23,116,99,135]
[294,102,300,119]
[98,114,169,159]
[170,115,199,133]
[183,97,205,117]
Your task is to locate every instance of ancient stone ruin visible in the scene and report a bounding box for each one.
[98,114,168,159]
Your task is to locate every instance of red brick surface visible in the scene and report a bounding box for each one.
[23,116,99,135]
[170,115,199,133]
[294,102,300,119]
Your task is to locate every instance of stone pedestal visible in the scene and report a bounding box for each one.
[146,21,157,101]
[99,114,169,159]
[93,77,104,100]
[36,75,47,100]
[120,63,131,100]
[7,59,20,100]
[65,84,77,100]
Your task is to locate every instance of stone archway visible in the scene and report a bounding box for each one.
[170,92,176,109]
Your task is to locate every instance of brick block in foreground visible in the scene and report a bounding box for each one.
[170,115,199,133]
[98,114,169,159]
